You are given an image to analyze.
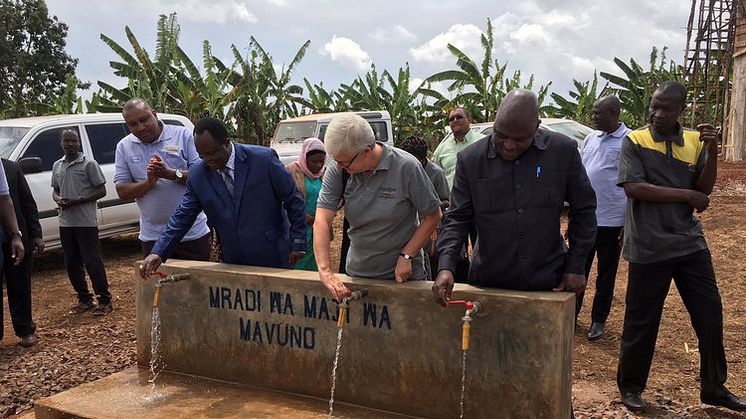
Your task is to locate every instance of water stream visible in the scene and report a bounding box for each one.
[148,307,162,386]
[459,350,468,419]
[328,328,344,418]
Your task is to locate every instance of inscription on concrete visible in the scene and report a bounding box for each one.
[136,260,574,419]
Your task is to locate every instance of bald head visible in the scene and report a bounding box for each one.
[122,98,152,115]
[495,89,539,127]
[592,95,621,132]
[492,89,541,161]
[122,98,161,142]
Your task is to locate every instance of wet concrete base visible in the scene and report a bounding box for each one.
[34,366,414,419]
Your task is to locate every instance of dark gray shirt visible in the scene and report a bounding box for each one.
[424,161,450,202]
[437,131,597,290]
[317,144,440,280]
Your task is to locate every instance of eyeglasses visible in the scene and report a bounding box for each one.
[335,151,361,169]
[448,114,466,122]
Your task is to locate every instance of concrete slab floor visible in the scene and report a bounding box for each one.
[34,366,418,419]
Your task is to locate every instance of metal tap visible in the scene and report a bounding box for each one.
[337,289,369,329]
[148,272,190,307]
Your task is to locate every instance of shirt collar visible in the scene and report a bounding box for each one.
[486,129,548,160]
[64,153,86,164]
[372,142,391,171]
[224,142,235,173]
[601,122,629,139]
[649,123,685,146]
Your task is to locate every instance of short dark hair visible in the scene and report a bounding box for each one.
[451,106,471,120]
[59,127,79,140]
[655,81,688,105]
[401,136,429,160]
[194,117,229,143]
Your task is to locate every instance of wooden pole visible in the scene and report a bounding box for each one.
[725,6,746,161]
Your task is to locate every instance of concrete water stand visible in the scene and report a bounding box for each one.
[35,260,575,418]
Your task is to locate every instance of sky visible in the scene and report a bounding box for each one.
[46,0,692,103]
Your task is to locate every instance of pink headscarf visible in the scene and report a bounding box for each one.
[295,137,326,179]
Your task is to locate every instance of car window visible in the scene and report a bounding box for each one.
[22,128,69,172]
[86,123,129,164]
[544,121,593,144]
[274,122,317,143]
[369,121,388,142]
[0,127,30,159]
[162,119,184,127]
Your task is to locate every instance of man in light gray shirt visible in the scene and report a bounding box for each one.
[115,99,210,259]
[313,114,441,301]
[52,129,111,316]
[576,96,631,341]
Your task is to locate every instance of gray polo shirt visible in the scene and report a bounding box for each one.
[424,161,449,202]
[317,144,440,280]
[51,154,106,227]
[618,124,708,264]
[114,123,209,242]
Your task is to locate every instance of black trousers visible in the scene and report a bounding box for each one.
[576,226,623,323]
[1,239,36,339]
[617,249,728,396]
[140,233,212,260]
[59,227,111,305]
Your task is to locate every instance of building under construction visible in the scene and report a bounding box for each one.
[684,0,746,161]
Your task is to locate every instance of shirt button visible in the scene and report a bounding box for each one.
[519,256,527,262]
[519,233,525,239]
[517,208,524,214]
[515,184,522,190]
[515,160,521,165]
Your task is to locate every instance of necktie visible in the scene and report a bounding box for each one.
[221,168,234,199]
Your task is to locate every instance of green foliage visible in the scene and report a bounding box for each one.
[550,72,609,125]
[0,0,80,118]
[600,46,683,128]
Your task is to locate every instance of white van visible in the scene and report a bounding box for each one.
[0,113,193,250]
[270,111,393,164]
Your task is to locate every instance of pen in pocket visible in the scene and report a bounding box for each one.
[536,166,541,178]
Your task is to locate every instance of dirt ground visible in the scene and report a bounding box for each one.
[2,163,746,418]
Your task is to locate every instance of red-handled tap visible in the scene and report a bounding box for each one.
[447,300,475,310]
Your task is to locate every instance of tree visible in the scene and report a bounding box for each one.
[550,72,609,125]
[0,0,80,117]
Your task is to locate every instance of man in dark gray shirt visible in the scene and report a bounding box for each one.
[433,89,596,300]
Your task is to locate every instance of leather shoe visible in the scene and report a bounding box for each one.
[587,322,605,341]
[702,390,746,411]
[20,334,38,347]
[621,392,646,410]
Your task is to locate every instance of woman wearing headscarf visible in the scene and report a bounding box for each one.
[285,138,326,271]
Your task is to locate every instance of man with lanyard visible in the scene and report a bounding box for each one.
[576,96,630,341]
[115,99,210,260]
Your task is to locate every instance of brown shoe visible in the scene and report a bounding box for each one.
[69,300,94,314]
[20,334,38,347]
[92,303,113,316]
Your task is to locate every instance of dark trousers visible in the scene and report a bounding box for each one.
[140,233,212,260]
[617,249,728,396]
[59,227,111,305]
[576,226,623,323]
[1,240,36,339]
[339,217,351,274]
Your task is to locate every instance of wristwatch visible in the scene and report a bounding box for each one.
[399,253,413,261]
[11,231,22,238]
[175,169,184,181]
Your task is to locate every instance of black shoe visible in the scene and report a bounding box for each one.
[702,390,746,411]
[621,392,646,410]
[69,300,94,314]
[92,303,113,316]
[587,322,605,341]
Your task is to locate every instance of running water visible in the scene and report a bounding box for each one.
[459,350,468,419]
[148,307,162,386]
[328,328,344,418]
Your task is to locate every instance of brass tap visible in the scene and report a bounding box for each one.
[337,289,369,329]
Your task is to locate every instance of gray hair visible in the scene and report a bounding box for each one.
[324,113,375,157]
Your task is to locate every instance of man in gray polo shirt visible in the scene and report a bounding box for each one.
[115,99,210,259]
[52,129,111,316]
[313,114,441,301]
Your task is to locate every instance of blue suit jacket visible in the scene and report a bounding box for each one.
[152,143,307,268]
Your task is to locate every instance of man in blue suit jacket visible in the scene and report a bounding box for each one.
[140,117,306,276]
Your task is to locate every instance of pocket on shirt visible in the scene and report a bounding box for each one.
[161,152,186,169]
[473,178,513,212]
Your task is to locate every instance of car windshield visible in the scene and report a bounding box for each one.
[544,121,593,143]
[0,127,30,158]
[273,122,316,143]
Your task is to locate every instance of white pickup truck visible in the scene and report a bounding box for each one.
[270,111,393,164]
[0,113,193,250]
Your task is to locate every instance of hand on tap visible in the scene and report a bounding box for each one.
[432,269,455,307]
